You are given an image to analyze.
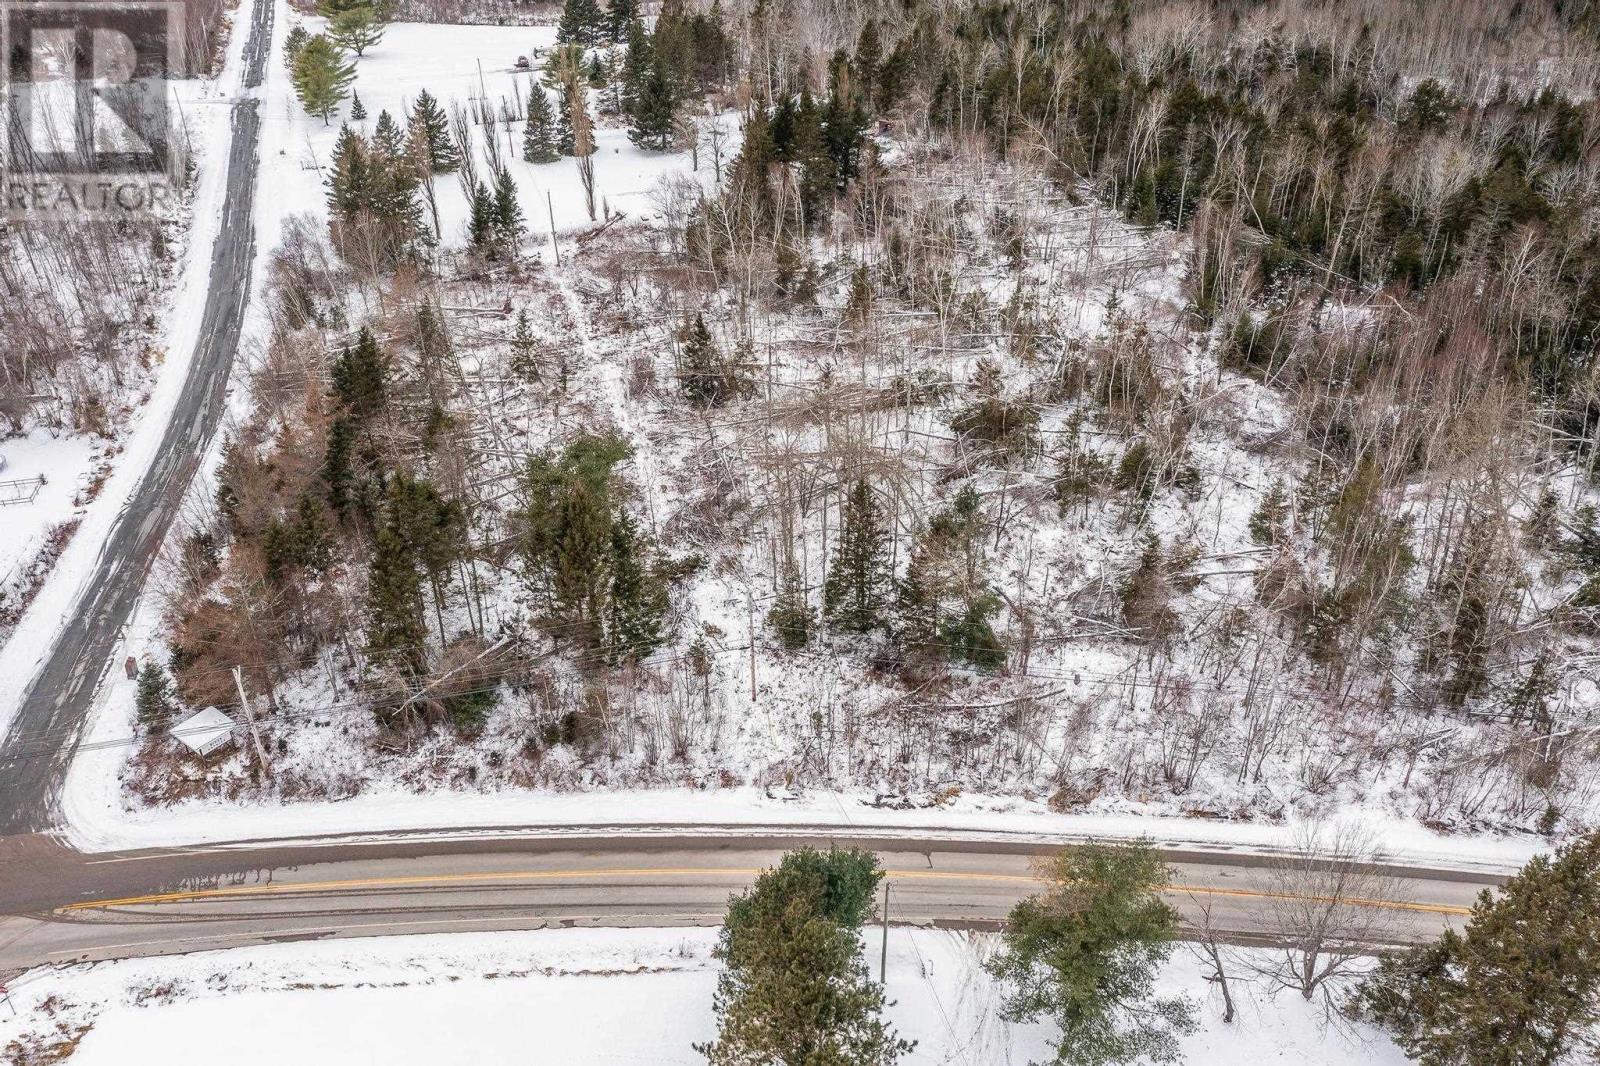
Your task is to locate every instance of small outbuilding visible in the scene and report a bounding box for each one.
[172,707,239,761]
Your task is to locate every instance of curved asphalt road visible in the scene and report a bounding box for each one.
[0,828,1494,972]
[0,0,1511,982]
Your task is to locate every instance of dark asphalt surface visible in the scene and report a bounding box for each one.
[0,829,1497,971]
[0,0,274,833]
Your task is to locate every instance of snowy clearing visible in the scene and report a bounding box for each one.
[0,927,1406,1066]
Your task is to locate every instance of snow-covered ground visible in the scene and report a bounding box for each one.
[44,6,1596,869]
[0,927,1407,1066]
[270,18,737,244]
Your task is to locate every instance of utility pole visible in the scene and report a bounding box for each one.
[232,666,271,775]
[880,881,890,984]
[547,191,561,265]
[748,586,757,702]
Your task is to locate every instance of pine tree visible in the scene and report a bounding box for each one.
[555,80,578,155]
[853,19,882,106]
[284,24,310,69]
[1361,831,1600,1066]
[607,510,669,662]
[700,848,912,1066]
[372,109,404,158]
[767,555,812,650]
[329,4,385,56]
[331,326,387,422]
[509,309,540,382]
[824,479,891,633]
[678,314,729,407]
[627,52,677,150]
[606,0,639,42]
[556,0,605,46]
[135,662,177,732]
[467,181,497,252]
[491,167,525,249]
[325,124,373,219]
[349,92,367,120]
[522,88,560,163]
[408,89,460,172]
[366,521,426,673]
[292,34,356,124]
[987,843,1195,1066]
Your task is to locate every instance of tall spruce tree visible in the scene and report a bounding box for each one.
[366,520,426,673]
[1361,831,1600,1066]
[349,92,367,120]
[135,662,177,732]
[332,327,387,422]
[408,89,460,171]
[824,479,891,633]
[556,0,605,46]
[491,167,526,248]
[522,88,560,163]
[606,0,639,41]
[607,510,669,662]
[627,52,678,150]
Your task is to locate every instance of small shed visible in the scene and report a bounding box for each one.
[172,707,239,760]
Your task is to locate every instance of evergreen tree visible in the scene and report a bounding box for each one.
[824,479,891,633]
[331,326,387,422]
[349,91,367,120]
[556,0,605,46]
[292,34,356,124]
[135,662,177,732]
[322,416,357,518]
[607,510,669,661]
[467,181,497,252]
[627,52,677,150]
[619,20,651,116]
[522,88,560,163]
[853,19,882,106]
[606,0,639,42]
[700,848,913,1066]
[767,555,812,650]
[555,79,580,155]
[987,842,1195,1066]
[408,89,460,172]
[491,167,526,249]
[678,314,739,407]
[284,24,310,69]
[325,123,373,218]
[366,520,426,673]
[509,309,540,382]
[372,109,404,158]
[328,4,385,56]
[1361,831,1600,1066]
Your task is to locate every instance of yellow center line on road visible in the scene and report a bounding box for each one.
[56,867,1472,917]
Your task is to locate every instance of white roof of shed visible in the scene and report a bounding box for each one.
[173,706,237,755]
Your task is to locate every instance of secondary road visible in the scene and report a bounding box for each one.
[0,828,1495,972]
[0,0,274,834]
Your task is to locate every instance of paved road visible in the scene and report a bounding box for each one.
[0,0,274,834]
[0,829,1495,971]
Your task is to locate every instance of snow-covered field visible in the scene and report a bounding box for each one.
[268,18,736,244]
[0,927,1406,1066]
